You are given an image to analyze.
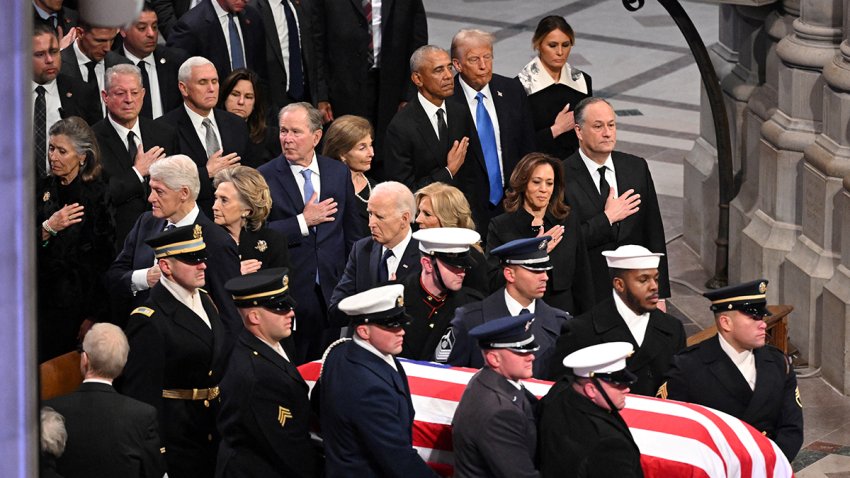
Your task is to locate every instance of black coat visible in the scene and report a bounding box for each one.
[115,45,188,118]
[150,0,192,38]
[120,283,229,478]
[548,297,686,394]
[538,380,643,478]
[46,382,165,478]
[562,151,669,302]
[526,76,592,160]
[54,73,102,126]
[487,208,594,316]
[237,226,291,270]
[59,47,132,121]
[215,330,317,477]
[33,5,78,35]
[662,336,804,461]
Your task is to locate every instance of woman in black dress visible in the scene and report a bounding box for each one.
[322,115,375,240]
[517,16,592,159]
[487,153,594,316]
[37,117,115,362]
[218,68,280,167]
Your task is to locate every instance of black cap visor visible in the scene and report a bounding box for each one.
[435,251,475,270]
[173,251,208,265]
[595,368,638,386]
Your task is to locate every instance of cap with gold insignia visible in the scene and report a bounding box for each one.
[490,236,553,271]
[225,267,297,311]
[145,224,207,264]
[602,244,664,270]
[338,284,411,328]
[703,279,771,317]
[469,313,540,352]
[413,227,480,269]
[564,342,637,386]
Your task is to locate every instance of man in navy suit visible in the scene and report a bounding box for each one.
[105,154,241,334]
[317,284,437,478]
[166,0,268,81]
[258,102,358,363]
[328,181,421,327]
[450,29,536,234]
[156,56,250,216]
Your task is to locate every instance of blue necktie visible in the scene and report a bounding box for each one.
[227,13,245,69]
[282,0,304,100]
[475,92,502,205]
[301,168,315,205]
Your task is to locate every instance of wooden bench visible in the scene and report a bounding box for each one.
[40,351,83,401]
[685,305,793,354]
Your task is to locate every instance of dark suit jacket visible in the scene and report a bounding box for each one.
[215,330,317,478]
[32,5,78,35]
[92,116,179,246]
[448,288,570,378]
[117,45,187,118]
[663,336,804,461]
[59,47,132,121]
[55,73,104,126]
[237,226,291,270]
[46,382,165,478]
[562,151,669,302]
[151,0,192,38]
[105,209,242,334]
[250,0,318,108]
[317,340,435,477]
[167,0,268,81]
[327,235,421,327]
[451,367,538,478]
[156,106,251,216]
[548,297,686,394]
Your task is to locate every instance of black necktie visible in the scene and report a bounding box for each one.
[85,61,97,85]
[520,308,530,316]
[137,60,154,119]
[362,0,374,67]
[282,0,304,100]
[127,131,138,164]
[34,86,47,177]
[378,249,394,283]
[598,166,610,201]
[436,108,448,151]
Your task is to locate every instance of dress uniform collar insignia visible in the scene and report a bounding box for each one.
[255,240,268,252]
[277,406,292,427]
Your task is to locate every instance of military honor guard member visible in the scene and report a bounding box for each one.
[317,284,437,478]
[452,314,541,478]
[539,342,644,478]
[215,268,318,477]
[120,225,228,478]
[659,279,803,461]
[549,245,685,394]
[400,227,484,362]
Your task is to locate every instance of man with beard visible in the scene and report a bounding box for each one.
[399,227,483,362]
[548,245,685,396]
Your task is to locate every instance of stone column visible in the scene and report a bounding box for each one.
[0,4,39,477]
[739,0,841,312]
[822,173,850,393]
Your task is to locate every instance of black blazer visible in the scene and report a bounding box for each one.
[46,382,165,478]
[527,75,593,160]
[33,5,78,35]
[548,297,686,394]
[237,226,291,270]
[156,106,251,217]
[167,0,268,81]
[150,0,192,38]
[116,45,188,118]
[92,116,179,247]
[562,150,669,302]
[55,73,105,126]
[59,47,132,121]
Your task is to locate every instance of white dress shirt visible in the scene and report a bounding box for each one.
[718,333,757,390]
[417,92,447,139]
[504,289,536,316]
[130,205,201,292]
[458,77,504,185]
[72,40,106,115]
[211,0,246,70]
[353,335,398,371]
[33,79,62,171]
[382,229,413,279]
[259,336,290,362]
[123,49,164,119]
[579,148,618,199]
[107,115,146,182]
[160,274,212,329]
[184,104,222,158]
[288,152,321,236]
[613,289,650,347]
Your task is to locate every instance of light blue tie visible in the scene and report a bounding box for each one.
[301,168,315,205]
[227,13,245,69]
[475,92,502,205]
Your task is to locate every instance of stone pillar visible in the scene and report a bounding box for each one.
[822,174,850,393]
[740,0,841,311]
[0,4,39,477]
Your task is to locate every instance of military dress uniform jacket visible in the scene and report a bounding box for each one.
[538,380,643,478]
[215,330,317,478]
[547,297,686,394]
[119,283,229,478]
[662,336,803,461]
[451,367,539,478]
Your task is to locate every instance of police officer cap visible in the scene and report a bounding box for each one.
[469,313,540,353]
[490,236,553,271]
[563,342,637,386]
[413,227,480,269]
[703,279,771,317]
[225,267,297,311]
[602,244,664,269]
[145,224,207,264]
[339,284,411,328]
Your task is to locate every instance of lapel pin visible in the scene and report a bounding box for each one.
[497,91,503,97]
[66,92,73,98]
[160,57,166,64]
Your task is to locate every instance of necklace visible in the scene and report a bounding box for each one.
[354,174,372,203]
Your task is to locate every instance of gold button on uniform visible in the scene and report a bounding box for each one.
[208,434,213,441]
[203,400,210,408]
[208,370,213,376]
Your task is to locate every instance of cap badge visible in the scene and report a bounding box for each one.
[255,240,268,252]
[277,406,292,427]
[396,295,404,307]
[42,191,50,202]
[282,275,289,288]
[758,282,767,294]
[193,224,202,239]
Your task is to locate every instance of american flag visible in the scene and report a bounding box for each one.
[298,359,794,478]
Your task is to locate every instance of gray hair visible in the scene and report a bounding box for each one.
[278,102,322,133]
[574,97,613,127]
[372,181,415,222]
[149,154,201,201]
[104,63,142,91]
[82,323,130,379]
[40,407,67,458]
[450,29,495,60]
[49,116,102,182]
[410,45,449,74]
[178,56,215,84]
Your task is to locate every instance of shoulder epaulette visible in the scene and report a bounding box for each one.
[131,306,155,317]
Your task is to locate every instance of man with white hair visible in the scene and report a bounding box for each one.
[46,323,165,478]
[106,154,241,333]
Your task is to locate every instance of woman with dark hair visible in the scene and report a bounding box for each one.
[487,152,594,315]
[37,116,115,362]
[218,68,280,167]
[517,15,592,159]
